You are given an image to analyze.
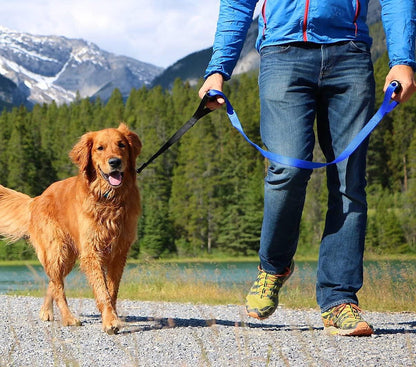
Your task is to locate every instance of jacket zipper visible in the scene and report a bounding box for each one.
[353,0,361,36]
[302,0,310,41]
[261,0,267,39]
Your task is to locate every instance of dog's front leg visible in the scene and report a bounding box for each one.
[106,252,128,311]
[80,252,121,335]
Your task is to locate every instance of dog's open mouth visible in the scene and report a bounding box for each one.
[99,167,124,187]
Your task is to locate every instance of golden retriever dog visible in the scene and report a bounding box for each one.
[0,123,141,334]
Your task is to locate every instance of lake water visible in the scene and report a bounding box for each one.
[0,259,414,294]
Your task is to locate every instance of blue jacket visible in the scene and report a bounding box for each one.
[205,0,416,80]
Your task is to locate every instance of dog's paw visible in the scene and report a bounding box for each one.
[103,318,122,335]
[39,307,54,322]
[62,317,82,327]
[104,325,120,335]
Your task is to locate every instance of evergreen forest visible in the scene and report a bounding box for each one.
[1,52,416,260]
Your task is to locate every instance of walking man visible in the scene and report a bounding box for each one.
[199,0,416,335]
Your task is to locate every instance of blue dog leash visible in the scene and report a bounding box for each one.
[136,81,400,173]
[208,81,401,169]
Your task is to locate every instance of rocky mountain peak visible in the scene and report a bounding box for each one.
[0,27,163,107]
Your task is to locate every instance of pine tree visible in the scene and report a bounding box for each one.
[367,52,393,188]
[6,107,38,195]
[135,86,175,258]
[169,112,221,255]
[101,88,125,128]
[0,111,12,186]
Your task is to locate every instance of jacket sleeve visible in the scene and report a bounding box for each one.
[204,0,259,80]
[380,0,416,70]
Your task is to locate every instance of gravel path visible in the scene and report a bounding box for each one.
[1,295,415,367]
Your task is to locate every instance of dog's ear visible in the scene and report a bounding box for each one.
[69,132,95,174]
[118,123,142,158]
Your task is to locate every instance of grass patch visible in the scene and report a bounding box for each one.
[119,263,247,305]
[279,261,416,312]
[6,258,416,312]
[359,261,416,312]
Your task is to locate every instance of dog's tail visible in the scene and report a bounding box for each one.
[0,185,33,242]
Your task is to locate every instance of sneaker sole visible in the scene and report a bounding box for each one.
[246,304,278,320]
[246,310,269,320]
[324,322,374,336]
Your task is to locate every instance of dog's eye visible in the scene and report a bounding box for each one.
[118,142,126,148]
[97,146,104,151]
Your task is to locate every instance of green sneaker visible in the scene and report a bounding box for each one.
[322,303,374,336]
[245,261,294,320]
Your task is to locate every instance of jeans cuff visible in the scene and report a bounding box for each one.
[321,299,358,313]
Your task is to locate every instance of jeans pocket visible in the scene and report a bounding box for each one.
[348,41,371,55]
[260,44,291,58]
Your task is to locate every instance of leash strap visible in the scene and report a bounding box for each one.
[208,81,400,169]
[136,95,213,174]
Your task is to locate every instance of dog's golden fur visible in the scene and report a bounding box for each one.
[0,123,141,334]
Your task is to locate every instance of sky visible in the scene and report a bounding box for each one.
[0,0,262,69]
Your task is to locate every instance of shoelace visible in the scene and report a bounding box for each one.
[256,267,291,298]
[332,303,363,322]
[259,273,279,297]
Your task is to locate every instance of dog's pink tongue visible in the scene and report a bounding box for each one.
[109,172,122,186]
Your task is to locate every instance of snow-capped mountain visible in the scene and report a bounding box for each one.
[0,27,163,106]
[0,0,382,106]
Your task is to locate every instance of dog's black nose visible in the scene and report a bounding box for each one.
[108,157,122,169]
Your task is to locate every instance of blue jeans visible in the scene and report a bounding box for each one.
[257,41,375,311]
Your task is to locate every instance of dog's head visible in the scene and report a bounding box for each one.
[70,123,142,189]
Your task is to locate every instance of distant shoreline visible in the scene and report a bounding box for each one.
[1,252,416,266]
